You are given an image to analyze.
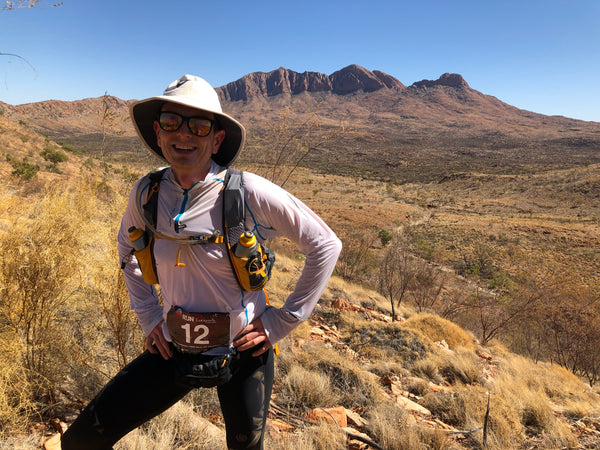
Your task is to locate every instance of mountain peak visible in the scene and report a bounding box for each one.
[216,65,405,102]
[411,73,469,89]
[329,64,405,94]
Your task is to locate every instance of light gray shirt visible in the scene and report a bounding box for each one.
[118,162,342,347]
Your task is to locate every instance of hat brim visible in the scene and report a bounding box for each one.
[130,96,246,167]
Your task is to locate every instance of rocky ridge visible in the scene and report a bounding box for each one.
[215,65,477,102]
[216,64,408,101]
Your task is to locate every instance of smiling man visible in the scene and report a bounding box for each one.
[61,75,342,450]
[153,105,224,188]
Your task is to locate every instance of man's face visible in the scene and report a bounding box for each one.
[153,103,225,174]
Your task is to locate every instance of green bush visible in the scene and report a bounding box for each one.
[378,229,393,246]
[10,158,40,181]
[41,146,69,164]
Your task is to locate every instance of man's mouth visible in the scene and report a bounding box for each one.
[173,145,196,152]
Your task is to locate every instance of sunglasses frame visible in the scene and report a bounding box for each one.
[157,111,214,137]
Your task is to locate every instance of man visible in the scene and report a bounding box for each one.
[61,75,342,449]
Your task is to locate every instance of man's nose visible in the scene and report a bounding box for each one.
[174,120,195,137]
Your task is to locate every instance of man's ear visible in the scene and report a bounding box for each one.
[212,129,226,154]
[153,121,162,146]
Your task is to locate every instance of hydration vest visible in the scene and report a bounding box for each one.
[128,167,275,291]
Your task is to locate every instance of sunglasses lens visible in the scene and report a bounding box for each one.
[188,118,212,137]
[159,112,183,131]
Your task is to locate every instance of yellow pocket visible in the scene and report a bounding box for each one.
[230,245,274,291]
[133,237,158,285]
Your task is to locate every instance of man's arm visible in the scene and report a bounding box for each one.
[243,173,342,345]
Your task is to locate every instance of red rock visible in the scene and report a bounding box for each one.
[305,406,347,428]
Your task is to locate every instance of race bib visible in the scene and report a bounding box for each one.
[166,306,230,353]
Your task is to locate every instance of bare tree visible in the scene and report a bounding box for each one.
[458,285,540,345]
[248,103,347,188]
[378,233,416,321]
[2,1,63,80]
[337,228,375,284]
[98,91,126,159]
[409,261,446,312]
[533,285,600,385]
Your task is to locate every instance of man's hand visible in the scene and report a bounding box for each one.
[233,318,272,356]
[146,321,172,360]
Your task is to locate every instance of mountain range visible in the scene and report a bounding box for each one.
[1,64,599,182]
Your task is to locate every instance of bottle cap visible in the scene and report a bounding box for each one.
[129,227,144,240]
[239,231,256,248]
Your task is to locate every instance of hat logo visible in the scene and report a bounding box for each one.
[165,78,188,93]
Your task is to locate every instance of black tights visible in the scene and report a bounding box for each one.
[61,347,274,450]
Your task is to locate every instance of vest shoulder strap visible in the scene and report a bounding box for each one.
[223,168,245,245]
[143,167,168,228]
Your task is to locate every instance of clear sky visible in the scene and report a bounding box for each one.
[1,0,599,122]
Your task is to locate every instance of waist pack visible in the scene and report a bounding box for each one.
[172,348,241,388]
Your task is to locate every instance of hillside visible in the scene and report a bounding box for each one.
[2,65,599,182]
[1,133,600,448]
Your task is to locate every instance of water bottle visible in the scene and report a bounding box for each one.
[234,231,258,258]
[128,226,148,251]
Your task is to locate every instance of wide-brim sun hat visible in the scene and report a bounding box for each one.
[130,74,246,167]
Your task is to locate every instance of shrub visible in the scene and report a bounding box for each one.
[0,338,38,437]
[421,386,523,449]
[366,402,448,450]
[378,229,393,246]
[10,157,40,181]
[402,313,475,351]
[345,320,432,363]
[60,144,87,155]
[280,346,382,410]
[0,187,84,412]
[278,365,337,409]
[41,146,69,164]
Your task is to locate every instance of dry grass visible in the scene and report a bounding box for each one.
[367,402,450,450]
[422,385,523,449]
[266,423,347,450]
[275,344,383,412]
[278,364,338,409]
[491,354,600,428]
[403,313,476,351]
[116,400,226,450]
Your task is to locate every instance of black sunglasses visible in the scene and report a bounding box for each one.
[157,111,214,137]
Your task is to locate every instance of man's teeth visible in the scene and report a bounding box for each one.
[174,145,195,151]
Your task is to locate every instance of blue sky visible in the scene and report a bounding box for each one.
[1,0,599,122]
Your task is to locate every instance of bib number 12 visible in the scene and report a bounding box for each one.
[180,323,210,345]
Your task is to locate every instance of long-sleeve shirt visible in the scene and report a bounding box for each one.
[118,162,342,349]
